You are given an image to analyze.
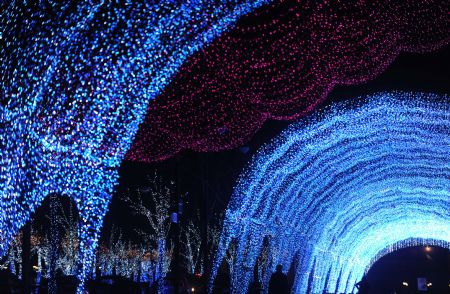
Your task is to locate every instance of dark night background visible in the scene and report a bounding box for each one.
[366,246,450,293]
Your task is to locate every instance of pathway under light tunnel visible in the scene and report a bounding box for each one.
[211,92,450,294]
[365,245,450,294]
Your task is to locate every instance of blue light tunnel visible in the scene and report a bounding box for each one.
[211,92,450,293]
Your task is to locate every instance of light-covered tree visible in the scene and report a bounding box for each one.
[206,212,223,275]
[55,199,79,276]
[225,240,237,286]
[256,239,271,291]
[121,172,174,293]
[181,219,202,275]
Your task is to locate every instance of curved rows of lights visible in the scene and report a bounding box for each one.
[211,92,450,294]
[127,0,449,162]
[1,1,272,291]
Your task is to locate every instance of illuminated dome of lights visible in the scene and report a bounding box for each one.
[211,92,450,294]
[128,0,449,162]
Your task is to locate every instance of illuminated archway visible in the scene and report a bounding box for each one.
[211,92,450,293]
[1,2,271,291]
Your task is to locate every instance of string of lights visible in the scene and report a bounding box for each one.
[1,1,273,292]
[211,92,450,293]
[127,0,450,162]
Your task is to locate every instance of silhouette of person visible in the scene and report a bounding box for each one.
[268,264,289,294]
[355,275,370,294]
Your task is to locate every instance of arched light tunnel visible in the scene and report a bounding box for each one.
[211,92,450,294]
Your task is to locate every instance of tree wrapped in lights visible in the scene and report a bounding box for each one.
[2,197,81,283]
[110,231,128,277]
[97,226,138,279]
[211,92,450,293]
[34,240,49,285]
[256,238,272,291]
[139,249,155,284]
[55,200,79,277]
[96,226,161,282]
[104,227,133,278]
[206,213,223,274]
[181,218,202,275]
[113,241,135,279]
[34,231,52,280]
[224,240,237,288]
[1,232,22,278]
[121,172,175,291]
[97,226,122,277]
[0,225,47,283]
[128,0,450,162]
[1,1,273,291]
